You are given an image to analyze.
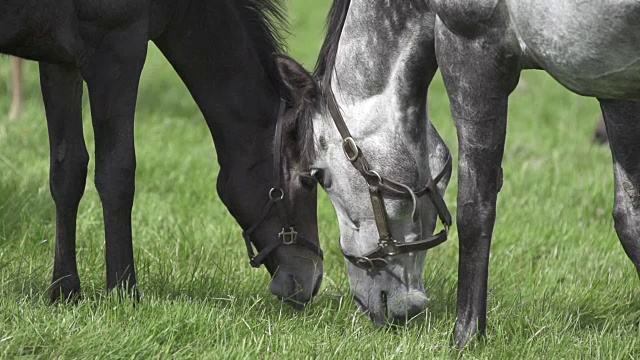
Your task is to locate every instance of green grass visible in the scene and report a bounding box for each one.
[1,1,639,358]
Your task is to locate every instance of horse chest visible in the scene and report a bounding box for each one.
[432,0,506,36]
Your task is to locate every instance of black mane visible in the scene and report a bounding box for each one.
[241,0,318,167]
[240,0,289,96]
[314,0,351,89]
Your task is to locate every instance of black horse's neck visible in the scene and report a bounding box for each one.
[152,0,284,171]
[0,0,286,182]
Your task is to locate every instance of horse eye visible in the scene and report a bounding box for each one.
[299,173,317,190]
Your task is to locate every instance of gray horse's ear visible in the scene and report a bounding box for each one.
[274,55,319,108]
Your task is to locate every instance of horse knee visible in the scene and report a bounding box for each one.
[50,147,89,208]
[612,199,640,237]
[94,160,136,210]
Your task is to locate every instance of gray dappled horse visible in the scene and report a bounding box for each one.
[309,0,453,325]
[0,0,323,305]
[310,0,639,349]
[432,0,640,348]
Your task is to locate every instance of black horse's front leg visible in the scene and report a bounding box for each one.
[435,20,521,349]
[40,63,88,302]
[82,23,148,297]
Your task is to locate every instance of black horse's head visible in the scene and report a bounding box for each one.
[215,55,322,306]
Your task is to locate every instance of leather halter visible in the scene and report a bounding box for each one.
[242,100,324,268]
[325,90,453,271]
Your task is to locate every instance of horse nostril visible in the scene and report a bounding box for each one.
[381,291,388,320]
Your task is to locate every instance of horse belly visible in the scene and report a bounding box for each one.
[510,0,640,99]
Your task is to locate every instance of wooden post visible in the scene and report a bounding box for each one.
[9,56,23,121]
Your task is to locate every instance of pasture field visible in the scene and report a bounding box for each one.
[1,1,638,358]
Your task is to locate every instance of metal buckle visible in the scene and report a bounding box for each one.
[343,137,360,162]
[269,188,284,202]
[380,238,398,256]
[279,227,298,245]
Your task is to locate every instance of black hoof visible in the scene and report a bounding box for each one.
[49,276,81,304]
[108,282,140,303]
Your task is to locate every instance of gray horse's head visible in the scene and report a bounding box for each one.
[306,0,450,325]
[310,96,451,324]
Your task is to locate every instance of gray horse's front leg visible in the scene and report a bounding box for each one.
[599,99,640,276]
[435,19,521,349]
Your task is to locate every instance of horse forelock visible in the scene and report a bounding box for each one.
[293,98,319,169]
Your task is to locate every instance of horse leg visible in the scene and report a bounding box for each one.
[9,57,23,121]
[599,99,640,275]
[83,27,147,297]
[40,63,87,302]
[435,21,521,349]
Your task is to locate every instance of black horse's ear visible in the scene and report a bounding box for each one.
[274,55,318,168]
[274,55,320,108]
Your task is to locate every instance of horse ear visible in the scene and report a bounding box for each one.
[274,55,319,108]
[274,55,318,168]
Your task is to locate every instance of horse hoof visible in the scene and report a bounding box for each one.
[452,320,482,350]
[108,283,140,303]
[49,278,81,304]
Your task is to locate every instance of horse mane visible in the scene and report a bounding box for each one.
[314,0,351,90]
[238,0,317,167]
[240,0,289,96]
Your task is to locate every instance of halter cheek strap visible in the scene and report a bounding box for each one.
[327,89,453,271]
[242,100,324,268]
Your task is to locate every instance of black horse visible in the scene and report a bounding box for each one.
[0,0,323,305]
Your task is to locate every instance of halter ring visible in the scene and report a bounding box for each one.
[269,187,284,201]
[369,170,383,186]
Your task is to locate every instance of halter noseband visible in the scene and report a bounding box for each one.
[326,90,453,271]
[242,100,324,268]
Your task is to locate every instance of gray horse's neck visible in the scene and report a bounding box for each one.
[331,0,437,137]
